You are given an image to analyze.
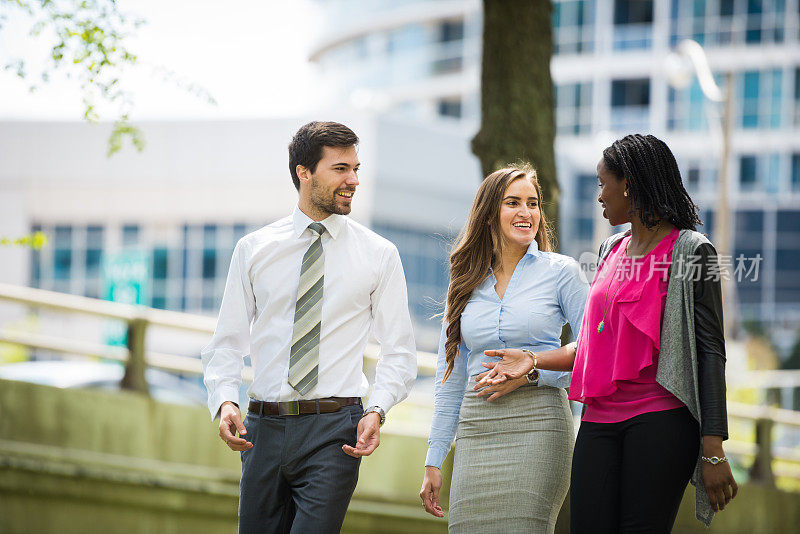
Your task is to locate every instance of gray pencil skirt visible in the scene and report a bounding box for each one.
[448,380,574,534]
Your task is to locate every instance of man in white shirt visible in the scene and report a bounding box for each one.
[201,121,417,534]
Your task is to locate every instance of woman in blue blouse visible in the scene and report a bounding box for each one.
[419,165,588,533]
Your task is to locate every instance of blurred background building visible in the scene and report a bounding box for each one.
[2,0,799,356]
[0,116,478,352]
[3,2,800,530]
[308,0,800,354]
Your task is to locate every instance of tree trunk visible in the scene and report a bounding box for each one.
[472,0,559,242]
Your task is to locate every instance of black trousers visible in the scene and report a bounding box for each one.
[238,404,362,534]
[570,407,700,534]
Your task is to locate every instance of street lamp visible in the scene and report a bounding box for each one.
[666,39,737,339]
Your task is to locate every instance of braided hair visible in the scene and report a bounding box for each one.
[603,134,701,230]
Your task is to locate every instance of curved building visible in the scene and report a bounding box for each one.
[309,0,800,349]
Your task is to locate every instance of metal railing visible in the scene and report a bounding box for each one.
[725,401,800,484]
[0,282,798,485]
[0,283,437,388]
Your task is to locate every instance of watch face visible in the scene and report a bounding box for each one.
[526,369,539,384]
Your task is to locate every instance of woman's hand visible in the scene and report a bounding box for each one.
[702,436,738,512]
[474,373,528,401]
[475,348,535,388]
[419,466,445,518]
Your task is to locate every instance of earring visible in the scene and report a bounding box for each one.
[623,190,628,197]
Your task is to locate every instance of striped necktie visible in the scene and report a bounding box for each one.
[288,222,325,395]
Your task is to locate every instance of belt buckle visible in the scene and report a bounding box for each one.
[281,400,300,416]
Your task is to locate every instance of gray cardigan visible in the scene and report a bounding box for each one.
[598,229,723,526]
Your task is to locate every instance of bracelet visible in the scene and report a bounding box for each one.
[701,456,728,465]
[521,349,538,368]
[521,349,539,385]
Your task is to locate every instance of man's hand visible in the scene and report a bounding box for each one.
[419,466,445,518]
[475,373,528,401]
[342,411,380,458]
[702,436,738,512]
[218,401,253,452]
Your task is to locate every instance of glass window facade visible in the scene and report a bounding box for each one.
[386,24,426,55]
[53,226,72,289]
[371,223,453,330]
[576,173,598,240]
[556,82,593,135]
[739,155,758,191]
[437,98,462,118]
[611,78,650,106]
[614,0,654,49]
[610,78,650,131]
[792,153,800,191]
[794,67,800,127]
[30,222,258,314]
[553,0,596,54]
[30,224,41,289]
[775,210,800,304]
[432,21,465,75]
[85,225,104,298]
[668,77,713,131]
[734,209,764,306]
[122,224,139,247]
[615,0,654,23]
[701,208,715,238]
[152,247,168,310]
[670,0,787,46]
[739,69,783,129]
[439,20,464,43]
[738,153,785,193]
[687,167,701,189]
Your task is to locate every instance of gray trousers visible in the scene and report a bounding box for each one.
[238,404,362,534]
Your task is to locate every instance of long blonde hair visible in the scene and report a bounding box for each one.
[442,164,552,383]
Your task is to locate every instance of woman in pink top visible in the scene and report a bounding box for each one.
[476,134,737,532]
[570,225,685,423]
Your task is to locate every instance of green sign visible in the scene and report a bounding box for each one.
[102,250,151,347]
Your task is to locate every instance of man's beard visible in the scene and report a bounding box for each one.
[310,182,351,216]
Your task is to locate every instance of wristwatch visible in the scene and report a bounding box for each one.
[521,349,539,385]
[363,406,386,426]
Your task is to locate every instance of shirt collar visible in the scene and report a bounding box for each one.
[487,240,541,277]
[292,205,344,239]
[524,239,541,258]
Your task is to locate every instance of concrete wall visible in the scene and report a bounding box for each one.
[1,378,798,533]
[0,379,450,533]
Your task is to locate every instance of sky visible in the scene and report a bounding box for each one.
[0,0,321,120]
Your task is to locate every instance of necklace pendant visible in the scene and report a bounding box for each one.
[597,321,605,333]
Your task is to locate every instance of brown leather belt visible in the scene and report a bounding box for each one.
[248,397,361,416]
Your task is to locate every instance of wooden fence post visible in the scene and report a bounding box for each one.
[748,417,775,486]
[121,317,149,395]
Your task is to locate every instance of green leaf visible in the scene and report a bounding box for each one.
[3,0,214,155]
[0,232,49,249]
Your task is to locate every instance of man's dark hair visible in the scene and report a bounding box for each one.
[603,133,701,230]
[288,121,359,190]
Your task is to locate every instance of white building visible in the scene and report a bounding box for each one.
[308,0,800,351]
[0,116,481,351]
[2,0,799,355]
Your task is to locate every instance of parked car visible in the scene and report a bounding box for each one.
[0,360,209,407]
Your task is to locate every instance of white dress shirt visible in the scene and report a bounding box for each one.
[201,206,417,419]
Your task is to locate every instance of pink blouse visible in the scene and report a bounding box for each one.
[569,227,685,423]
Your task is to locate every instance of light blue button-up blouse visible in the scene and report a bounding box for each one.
[425,241,589,468]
